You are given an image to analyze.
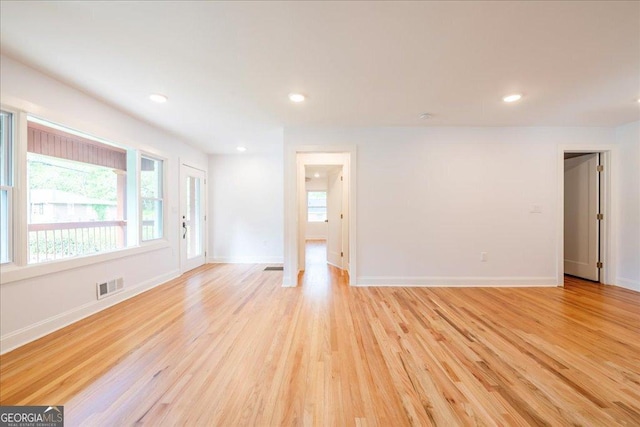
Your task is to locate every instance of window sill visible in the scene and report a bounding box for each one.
[0,240,170,284]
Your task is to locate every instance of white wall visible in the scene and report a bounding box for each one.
[208,152,284,263]
[0,56,208,353]
[305,177,328,239]
[616,121,640,291]
[285,127,621,286]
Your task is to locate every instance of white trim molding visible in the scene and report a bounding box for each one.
[355,276,558,287]
[0,269,180,354]
[207,256,283,264]
[1,240,170,284]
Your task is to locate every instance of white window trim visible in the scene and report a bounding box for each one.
[0,240,170,284]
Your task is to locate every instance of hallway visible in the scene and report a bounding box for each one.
[299,239,347,292]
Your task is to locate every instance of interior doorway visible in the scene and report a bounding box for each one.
[561,150,612,285]
[288,150,354,287]
[300,162,348,272]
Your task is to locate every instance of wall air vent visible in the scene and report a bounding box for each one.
[96,277,124,300]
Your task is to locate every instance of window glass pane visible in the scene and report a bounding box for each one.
[141,157,161,198]
[0,111,12,186]
[28,154,120,223]
[1,111,13,263]
[142,199,163,241]
[141,155,163,241]
[0,189,10,264]
[307,191,327,222]
[26,119,128,263]
[186,176,202,259]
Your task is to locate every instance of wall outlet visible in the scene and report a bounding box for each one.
[480,252,488,262]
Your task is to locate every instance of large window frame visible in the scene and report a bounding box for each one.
[0,107,170,284]
[140,153,166,242]
[25,117,131,263]
[1,109,15,264]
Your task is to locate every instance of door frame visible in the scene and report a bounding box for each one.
[557,145,617,286]
[284,145,357,287]
[179,163,207,274]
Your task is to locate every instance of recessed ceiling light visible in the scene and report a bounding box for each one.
[503,94,523,103]
[236,146,247,152]
[314,172,320,178]
[419,113,432,120]
[289,93,306,103]
[149,93,168,103]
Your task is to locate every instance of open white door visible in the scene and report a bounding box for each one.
[564,154,599,281]
[326,168,343,268]
[180,165,206,273]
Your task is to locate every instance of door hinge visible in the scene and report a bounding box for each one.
[340,213,343,219]
[340,176,343,181]
[596,165,604,172]
[597,213,603,220]
[597,262,603,269]
[341,251,343,257]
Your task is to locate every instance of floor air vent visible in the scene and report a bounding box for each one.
[264,266,284,271]
[97,277,124,300]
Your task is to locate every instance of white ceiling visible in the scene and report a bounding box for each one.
[306,165,342,180]
[1,1,639,154]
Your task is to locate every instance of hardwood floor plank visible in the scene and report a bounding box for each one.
[1,250,639,425]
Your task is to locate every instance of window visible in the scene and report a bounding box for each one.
[1,110,14,264]
[140,155,164,241]
[26,118,128,263]
[0,110,172,278]
[307,191,327,222]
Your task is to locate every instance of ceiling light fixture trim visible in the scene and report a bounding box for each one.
[503,94,523,103]
[149,93,168,103]
[289,93,306,103]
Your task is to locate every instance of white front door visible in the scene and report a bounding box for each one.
[326,168,343,269]
[180,165,206,273]
[564,154,600,281]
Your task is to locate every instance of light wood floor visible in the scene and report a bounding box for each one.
[1,242,639,426]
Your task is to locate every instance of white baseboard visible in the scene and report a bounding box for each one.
[207,256,284,264]
[354,276,558,287]
[615,277,640,292]
[327,260,344,269]
[0,269,180,355]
